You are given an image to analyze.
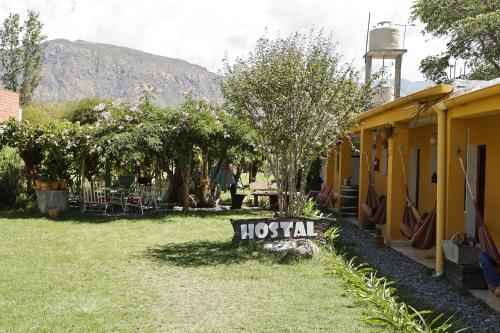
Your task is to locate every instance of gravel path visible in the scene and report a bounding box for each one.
[334,216,500,333]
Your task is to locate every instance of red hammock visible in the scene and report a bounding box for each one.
[398,149,436,250]
[361,154,386,225]
[457,151,500,267]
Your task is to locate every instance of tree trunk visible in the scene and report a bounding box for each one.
[198,150,213,207]
[168,160,182,203]
[250,162,258,183]
[181,147,193,211]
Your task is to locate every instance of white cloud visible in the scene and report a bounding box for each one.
[1,0,447,81]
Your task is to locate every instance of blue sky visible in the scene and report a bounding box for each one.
[2,0,447,81]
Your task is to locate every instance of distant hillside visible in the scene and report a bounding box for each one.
[34,39,221,105]
[390,78,434,96]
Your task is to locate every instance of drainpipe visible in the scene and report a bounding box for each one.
[434,103,447,276]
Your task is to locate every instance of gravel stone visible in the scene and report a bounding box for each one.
[335,215,500,333]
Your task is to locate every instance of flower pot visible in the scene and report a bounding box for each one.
[40,182,51,190]
[51,182,59,190]
[48,208,60,218]
[231,194,246,209]
[35,180,41,190]
[58,180,67,190]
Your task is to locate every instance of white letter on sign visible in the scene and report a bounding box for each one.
[280,222,294,237]
[293,222,307,237]
[306,221,317,236]
[269,222,279,238]
[255,223,269,239]
[241,224,254,239]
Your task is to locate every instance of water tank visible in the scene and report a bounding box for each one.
[371,82,394,106]
[369,21,401,51]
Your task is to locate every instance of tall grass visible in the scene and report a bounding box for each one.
[325,227,467,333]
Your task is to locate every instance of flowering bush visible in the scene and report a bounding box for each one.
[0,89,255,210]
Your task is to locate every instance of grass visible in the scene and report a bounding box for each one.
[0,210,381,332]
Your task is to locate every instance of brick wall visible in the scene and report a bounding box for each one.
[0,88,20,122]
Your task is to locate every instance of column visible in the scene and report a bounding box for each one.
[385,122,409,242]
[394,55,402,99]
[435,109,447,275]
[358,128,372,225]
[365,56,372,84]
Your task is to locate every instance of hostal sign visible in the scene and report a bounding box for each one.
[230,218,332,243]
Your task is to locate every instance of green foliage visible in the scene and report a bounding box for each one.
[0,147,27,208]
[63,98,107,124]
[0,92,256,211]
[258,196,269,209]
[411,0,500,82]
[325,230,465,333]
[301,198,323,218]
[22,102,67,123]
[0,13,22,92]
[0,10,46,105]
[19,10,45,106]
[418,55,450,84]
[222,30,373,216]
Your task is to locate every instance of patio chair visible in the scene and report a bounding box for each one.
[309,186,334,208]
[153,181,172,211]
[82,181,110,213]
[126,185,158,214]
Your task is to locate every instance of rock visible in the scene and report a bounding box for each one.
[263,239,319,258]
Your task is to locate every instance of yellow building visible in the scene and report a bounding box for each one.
[326,81,500,274]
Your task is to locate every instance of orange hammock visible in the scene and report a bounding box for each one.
[457,149,500,267]
[398,149,436,250]
[361,153,386,225]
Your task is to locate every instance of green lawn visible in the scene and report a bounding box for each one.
[0,210,378,332]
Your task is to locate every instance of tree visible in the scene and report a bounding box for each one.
[0,10,45,105]
[411,0,500,82]
[0,13,22,92]
[20,10,45,106]
[221,31,372,216]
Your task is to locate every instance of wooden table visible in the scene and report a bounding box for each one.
[253,190,279,209]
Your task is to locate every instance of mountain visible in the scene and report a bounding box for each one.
[390,78,434,96]
[34,39,221,105]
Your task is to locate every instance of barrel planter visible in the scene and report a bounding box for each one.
[36,189,68,214]
[339,185,359,218]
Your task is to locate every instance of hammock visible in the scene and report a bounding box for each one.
[398,149,436,250]
[457,150,500,267]
[361,153,386,225]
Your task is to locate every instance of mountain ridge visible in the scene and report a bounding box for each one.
[34,39,222,105]
[33,39,432,105]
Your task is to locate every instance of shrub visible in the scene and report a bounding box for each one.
[301,198,323,218]
[258,196,269,209]
[0,147,28,208]
[325,228,464,333]
[64,98,107,124]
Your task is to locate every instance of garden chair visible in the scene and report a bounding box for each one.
[82,181,110,214]
[308,186,334,208]
[153,181,172,211]
[126,185,158,214]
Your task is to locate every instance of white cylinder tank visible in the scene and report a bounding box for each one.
[372,82,394,106]
[369,21,401,51]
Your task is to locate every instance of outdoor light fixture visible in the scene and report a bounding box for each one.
[430,133,437,145]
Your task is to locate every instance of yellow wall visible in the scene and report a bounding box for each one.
[408,124,438,214]
[374,135,388,196]
[446,113,500,244]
